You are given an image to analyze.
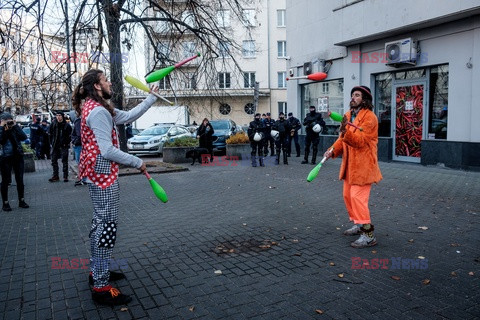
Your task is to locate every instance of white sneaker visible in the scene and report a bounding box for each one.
[351,234,377,248]
[343,224,361,236]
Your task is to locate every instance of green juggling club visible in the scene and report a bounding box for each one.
[144,170,168,203]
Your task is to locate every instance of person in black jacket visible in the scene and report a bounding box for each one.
[286,112,301,157]
[0,113,29,211]
[247,113,266,167]
[272,112,291,165]
[48,112,72,182]
[263,112,275,157]
[196,118,215,162]
[302,105,326,164]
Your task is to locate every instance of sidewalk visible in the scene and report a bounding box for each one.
[1,156,479,319]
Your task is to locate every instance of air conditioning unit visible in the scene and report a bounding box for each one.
[384,38,417,66]
[303,62,312,75]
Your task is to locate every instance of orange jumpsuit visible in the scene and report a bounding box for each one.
[330,108,382,224]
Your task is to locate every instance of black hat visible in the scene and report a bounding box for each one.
[279,112,285,116]
[309,105,316,109]
[255,113,261,117]
[1,113,13,120]
[288,112,293,116]
[36,117,41,122]
[266,112,271,116]
[262,113,266,116]
[351,86,373,101]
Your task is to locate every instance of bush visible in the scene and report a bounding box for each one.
[226,132,249,144]
[164,136,199,147]
[22,143,34,153]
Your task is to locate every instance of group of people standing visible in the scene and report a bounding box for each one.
[247,108,326,167]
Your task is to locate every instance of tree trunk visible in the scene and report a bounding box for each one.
[103,1,127,151]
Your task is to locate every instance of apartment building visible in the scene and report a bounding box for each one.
[146,0,287,127]
[286,0,480,170]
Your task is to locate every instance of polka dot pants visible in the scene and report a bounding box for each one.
[88,180,120,288]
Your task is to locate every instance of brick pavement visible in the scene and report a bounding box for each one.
[0,155,479,319]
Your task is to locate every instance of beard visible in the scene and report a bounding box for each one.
[102,87,112,100]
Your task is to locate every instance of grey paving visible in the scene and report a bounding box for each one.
[0,156,479,319]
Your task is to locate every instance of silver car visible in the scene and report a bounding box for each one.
[127,124,190,155]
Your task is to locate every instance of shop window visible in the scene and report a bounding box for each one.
[428,65,448,139]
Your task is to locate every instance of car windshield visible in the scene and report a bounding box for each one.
[139,126,170,136]
[210,121,230,130]
[23,127,30,135]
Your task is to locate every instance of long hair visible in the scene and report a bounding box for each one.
[72,69,115,117]
[359,98,374,111]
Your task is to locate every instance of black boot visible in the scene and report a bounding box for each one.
[19,198,29,208]
[283,151,288,164]
[311,150,318,165]
[2,201,12,212]
[275,154,279,165]
[251,156,257,167]
[301,150,309,164]
[259,157,265,167]
[296,144,301,157]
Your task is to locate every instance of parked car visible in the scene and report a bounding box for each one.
[131,128,141,136]
[127,124,191,155]
[210,119,242,151]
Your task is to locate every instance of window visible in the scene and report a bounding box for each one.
[277,72,286,88]
[217,9,230,28]
[182,11,195,28]
[243,72,255,88]
[278,102,287,115]
[242,9,255,27]
[277,10,286,27]
[154,10,170,33]
[242,41,255,58]
[322,83,329,94]
[277,41,287,58]
[218,41,231,58]
[375,73,393,137]
[219,103,231,115]
[185,73,197,89]
[158,76,170,90]
[244,103,255,115]
[182,42,196,59]
[428,65,449,140]
[157,42,170,59]
[218,72,231,88]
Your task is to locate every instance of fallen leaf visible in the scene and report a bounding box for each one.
[329,262,335,266]
[450,243,461,247]
[214,270,222,275]
[391,276,401,281]
[294,252,302,256]
[242,223,247,226]
[292,239,299,243]
[335,227,341,230]
[271,241,278,245]
[468,271,475,276]
[315,309,324,314]
[418,226,429,230]
[371,250,377,254]
[337,273,344,278]
[228,249,235,253]
[422,279,431,285]
[143,242,148,245]
[120,307,128,312]
[451,271,457,277]
[418,256,425,260]
[408,239,414,243]
[188,306,195,312]
[456,251,461,254]
[268,186,276,189]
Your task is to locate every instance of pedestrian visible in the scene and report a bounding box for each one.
[263,112,275,157]
[48,112,72,182]
[72,68,159,305]
[125,123,134,140]
[272,112,291,165]
[196,118,215,162]
[302,106,325,164]
[71,115,86,186]
[286,112,301,157]
[248,113,266,167]
[29,117,44,159]
[323,86,382,248]
[40,119,50,160]
[0,113,29,211]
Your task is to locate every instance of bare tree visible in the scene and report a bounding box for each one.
[2,0,252,150]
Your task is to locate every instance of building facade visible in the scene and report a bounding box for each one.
[286,0,480,170]
[145,0,287,127]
